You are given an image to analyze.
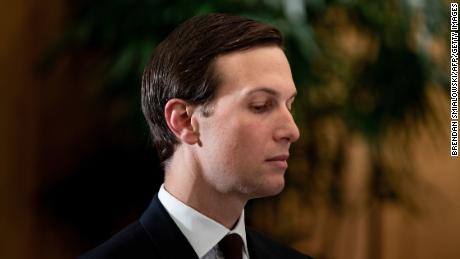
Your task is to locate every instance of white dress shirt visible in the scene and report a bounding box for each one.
[158,184,250,259]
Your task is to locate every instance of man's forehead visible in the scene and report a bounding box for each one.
[244,87,297,100]
[214,45,288,70]
[212,46,296,98]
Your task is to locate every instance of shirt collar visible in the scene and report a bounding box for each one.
[158,184,249,258]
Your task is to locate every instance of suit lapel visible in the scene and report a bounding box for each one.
[246,228,275,259]
[139,195,199,259]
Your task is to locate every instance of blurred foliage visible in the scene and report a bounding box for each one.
[42,0,449,257]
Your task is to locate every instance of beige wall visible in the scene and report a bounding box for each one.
[0,1,75,258]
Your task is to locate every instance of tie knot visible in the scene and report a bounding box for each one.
[218,233,243,259]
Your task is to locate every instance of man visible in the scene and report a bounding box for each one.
[80,13,312,259]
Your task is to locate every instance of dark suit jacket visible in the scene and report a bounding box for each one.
[79,195,312,259]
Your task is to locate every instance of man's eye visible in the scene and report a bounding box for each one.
[250,104,269,113]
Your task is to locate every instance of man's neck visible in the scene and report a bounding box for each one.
[163,151,247,229]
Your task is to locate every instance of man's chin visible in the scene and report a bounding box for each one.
[252,178,285,199]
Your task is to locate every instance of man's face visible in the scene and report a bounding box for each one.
[194,45,300,199]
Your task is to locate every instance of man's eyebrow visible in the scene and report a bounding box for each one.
[246,87,297,100]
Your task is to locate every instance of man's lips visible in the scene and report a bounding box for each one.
[265,154,289,169]
[266,154,289,161]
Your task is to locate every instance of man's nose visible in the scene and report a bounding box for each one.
[274,109,300,143]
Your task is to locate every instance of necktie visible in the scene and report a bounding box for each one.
[218,233,243,259]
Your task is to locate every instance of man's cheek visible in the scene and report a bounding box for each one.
[242,122,266,142]
[238,128,264,153]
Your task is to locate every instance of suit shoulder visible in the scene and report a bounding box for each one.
[247,227,313,259]
[78,221,159,259]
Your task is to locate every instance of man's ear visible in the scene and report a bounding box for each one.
[164,99,200,145]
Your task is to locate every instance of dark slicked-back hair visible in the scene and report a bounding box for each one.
[141,13,283,163]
